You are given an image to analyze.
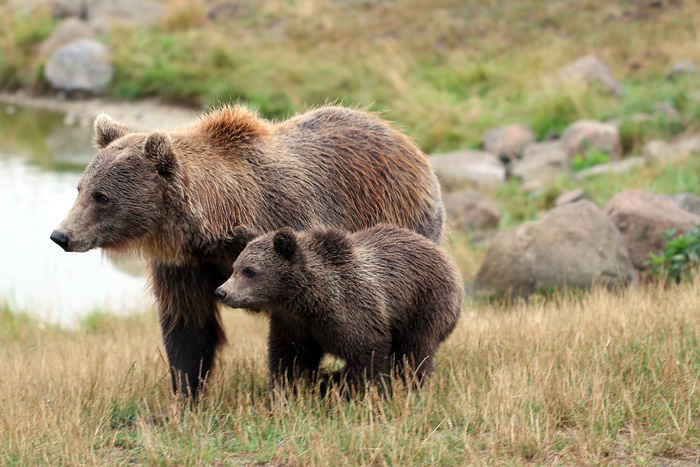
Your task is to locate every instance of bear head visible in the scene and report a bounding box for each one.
[50,114,182,254]
[215,227,299,310]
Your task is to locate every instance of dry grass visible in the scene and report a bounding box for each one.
[2,279,700,465]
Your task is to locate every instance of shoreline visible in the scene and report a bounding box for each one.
[0,91,200,131]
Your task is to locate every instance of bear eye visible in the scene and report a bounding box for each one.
[242,268,255,278]
[94,192,110,204]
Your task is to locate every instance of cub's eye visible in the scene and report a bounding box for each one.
[242,268,255,278]
[94,193,110,204]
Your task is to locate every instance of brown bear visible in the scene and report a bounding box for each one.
[214,224,464,394]
[49,104,445,400]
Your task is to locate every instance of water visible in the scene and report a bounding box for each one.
[0,105,150,325]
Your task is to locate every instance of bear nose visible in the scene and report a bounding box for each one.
[50,230,70,251]
[214,288,227,302]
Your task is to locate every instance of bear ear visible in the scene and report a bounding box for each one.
[144,132,176,176]
[94,113,128,148]
[229,226,259,254]
[273,228,297,259]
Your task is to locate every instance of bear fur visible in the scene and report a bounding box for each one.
[215,224,464,393]
[50,105,445,399]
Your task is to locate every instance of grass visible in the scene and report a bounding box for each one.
[2,0,700,153]
[2,282,700,465]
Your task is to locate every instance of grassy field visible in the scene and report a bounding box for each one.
[2,279,700,465]
[2,0,700,154]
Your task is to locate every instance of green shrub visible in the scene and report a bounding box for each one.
[647,227,700,283]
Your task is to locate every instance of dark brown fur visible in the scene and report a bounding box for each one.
[216,225,464,394]
[51,105,445,399]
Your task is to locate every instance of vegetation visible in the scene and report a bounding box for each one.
[1,0,700,154]
[648,227,700,283]
[2,283,700,465]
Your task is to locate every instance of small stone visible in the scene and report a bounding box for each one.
[510,141,569,183]
[644,140,677,161]
[44,39,113,93]
[666,60,699,80]
[442,190,501,232]
[482,124,536,163]
[561,120,623,159]
[575,157,646,179]
[558,55,624,96]
[430,150,506,191]
[554,188,586,207]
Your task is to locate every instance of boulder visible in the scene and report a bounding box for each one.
[554,188,587,207]
[473,200,637,299]
[666,60,699,80]
[38,17,95,57]
[509,141,568,182]
[575,157,646,179]
[442,190,501,232]
[671,193,700,218]
[481,124,536,163]
[44,39,113,93]
[604,190,700,273]
[561,119,623,159]
[558,55,624,96]
[430,150,506,191]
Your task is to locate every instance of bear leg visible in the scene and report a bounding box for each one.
[151,262,227,401]
[267,314,323,394]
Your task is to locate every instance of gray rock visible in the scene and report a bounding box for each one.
[44,39,113,93]
[604,190,700,273]
[561,119,623,159]
[666,60,699,80]
[672,193,700,217]
[510,141,568,182]
[653,101,681,120]
[482,124,536,163]
[87,0,165,33]
[644,140,676,161]
[575,157,646,179]
[443,190,501,232]
[473,200,637,299]
[430,150,506,191]
[554,188,587,207]
[38,17,95,57]
[558,55,624,96]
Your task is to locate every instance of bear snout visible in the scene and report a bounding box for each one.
[214,287,227,302]
[50,230,70,251]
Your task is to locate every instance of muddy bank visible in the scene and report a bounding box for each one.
[0,91,200,131]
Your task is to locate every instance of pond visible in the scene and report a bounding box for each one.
[0,105,150,325]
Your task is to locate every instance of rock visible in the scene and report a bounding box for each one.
[672,193,700,217]
[560,120,623,159]
[481,124,536,163]
[644,140,676,160]
[38,17,95,57]
[653,101,681,120]
[666,60,699,80]
[430,150,506,191]
[44,39,113,93]
[510,141,568,182]
[208,2,239,21]
[558,55,624,96]
[673,136,700,155]
[554,188,587,207]
[604,190,700,273]
[575,157,646,179]
[442,190,501,232]
[87,0,165,33]
[473,200,637,299]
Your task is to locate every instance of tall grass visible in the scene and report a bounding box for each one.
[2,280,700,464]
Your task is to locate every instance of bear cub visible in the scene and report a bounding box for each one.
[215,224,464,394]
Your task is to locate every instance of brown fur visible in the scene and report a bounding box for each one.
[216,224,464,393]
[51,104,445,399]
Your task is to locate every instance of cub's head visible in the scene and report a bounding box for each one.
[50,114,182,253]
[215,227,300,310]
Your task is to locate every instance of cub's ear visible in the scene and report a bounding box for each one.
[144,132,176,176]
[273,228,297,259]
[94,113,128,148]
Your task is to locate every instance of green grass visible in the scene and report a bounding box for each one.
[2,0,700,153]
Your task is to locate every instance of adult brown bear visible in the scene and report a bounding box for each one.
[50,105,445,400]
